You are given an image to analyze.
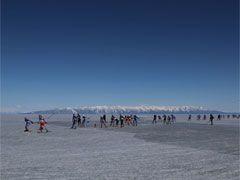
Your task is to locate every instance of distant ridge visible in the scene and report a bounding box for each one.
[28,105,222,114]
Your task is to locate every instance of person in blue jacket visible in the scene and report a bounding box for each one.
[24,117,33,132]
[82,115,86,127]
[71,114,77,129]
[133,115,138,126]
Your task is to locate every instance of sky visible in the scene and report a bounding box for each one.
[1,0,239,113]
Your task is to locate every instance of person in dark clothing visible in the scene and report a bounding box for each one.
[171,114,176,123]
[100,116,107,128]
[210,114,214,126]
[71,114,77,129]
[120,114,124,128]
[158,115,162,122]
[167,115,171,125]
[203,114,207,120]
[82,115,87,127]
[115,118,119,127]
[120,117,124,128]
[163,114,167,124]
[152,114,157,124]
[188,114,192,121]
[197,115,201,120]
[77,113,81,126]
[103,114,106,122]
[133,115,138,126]
[110,115,115,127]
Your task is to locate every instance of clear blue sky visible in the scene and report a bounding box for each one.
[1,0,239,112]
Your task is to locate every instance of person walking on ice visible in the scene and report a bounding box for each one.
[24,117,33,132]
[120,115,124,128]
[110,115,115,127]
[203,114,207,120]
[82,115,87,127]
[188,114,192,121]
[133,115,138,126]
[163,114,167,124]
[71,114,77,129]
[77,113,81,127]
[39,115,48,132]
[210,114,214,126]
[115,118,119,127]
[152,114,157,124]
[119,114,124,128]
[103,114,107,123]
[100,116,107,128]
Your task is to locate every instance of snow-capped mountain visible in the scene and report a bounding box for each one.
[28,105,222,114]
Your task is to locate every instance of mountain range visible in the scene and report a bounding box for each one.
[28,105,222,114]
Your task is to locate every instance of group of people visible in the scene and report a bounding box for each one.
[71,113,179,128]
[71,113,88,129]
[25,113,240,132]
[190,114,240,122]
[24,114,48,132]
[230,114,240,119]
[187,114,230,126]
[152,114,176,125]
[71,114,139,129]
[108,114,139,128]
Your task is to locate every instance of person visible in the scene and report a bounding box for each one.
[158,115,162,122]
[103,115,108,126]
[203,114,207,120]
[172,114,176,122]
[133,115,138,126]
[120,118,124,128]
[167,115,171,125]
[210,114,214,126]
[77,113,81,126]
[24,117,33,132]
[125,115,129,125]
[100,116,104,128]
[100,116,107,128]
[129,115,133,125]
[71,114,77,129]
[103,114,106,123]
[120,114,124,128]
[163,114,167,124]
[39,115,48,132]
[82,115,86,127]
[197,115,201,120]
[188,114,192,121]
[125,115,131,126]
[110,115,115,127]
[170,114,175,123]
[115,118,119,127]
[152,114,157,124]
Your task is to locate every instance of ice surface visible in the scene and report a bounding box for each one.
[1,114,239,180]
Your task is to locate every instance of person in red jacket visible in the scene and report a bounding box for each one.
[38,115,48,132]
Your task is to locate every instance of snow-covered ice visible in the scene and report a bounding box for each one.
[1,114,239,180]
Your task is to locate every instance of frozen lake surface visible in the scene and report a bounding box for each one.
[1,114,239,180]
